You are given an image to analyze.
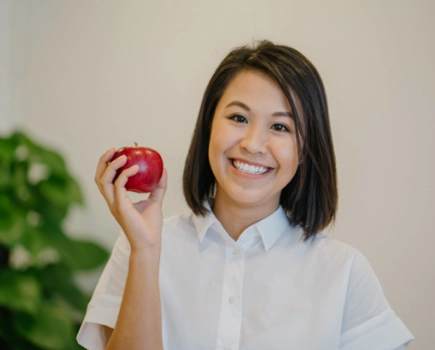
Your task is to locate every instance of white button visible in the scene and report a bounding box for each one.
[228,297,235,304]
[232,249,239,255]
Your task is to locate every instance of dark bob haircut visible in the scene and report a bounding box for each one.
[183,40,337,241]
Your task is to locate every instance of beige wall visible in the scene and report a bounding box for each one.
[2,0,434,348]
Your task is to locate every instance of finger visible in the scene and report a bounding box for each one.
[95,148,116,183]
[99,155,128,204]
[113,164,140,203]
[100,154,127,186]
[100,154,128,186]
[148,168,168,206]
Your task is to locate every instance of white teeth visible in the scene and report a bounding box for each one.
[233,160,268,175]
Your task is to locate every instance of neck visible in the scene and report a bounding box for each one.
[211,195,279,241]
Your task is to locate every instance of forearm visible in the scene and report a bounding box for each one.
[106,246,163,350]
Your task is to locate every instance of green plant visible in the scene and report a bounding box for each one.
[0,131,109,349]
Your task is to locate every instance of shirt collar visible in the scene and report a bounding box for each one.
[191,199,222,244]
[191,200,292,251]
[253,206,291,251]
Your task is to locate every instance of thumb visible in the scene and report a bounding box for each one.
[148,168,167,206]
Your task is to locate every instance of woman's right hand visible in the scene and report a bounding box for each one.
[94,148,167,253]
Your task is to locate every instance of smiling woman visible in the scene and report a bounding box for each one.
[183,43,337,242]
[208,70,300,239]
[77,41,414,350]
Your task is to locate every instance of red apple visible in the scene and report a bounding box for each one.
[111,143,163,193]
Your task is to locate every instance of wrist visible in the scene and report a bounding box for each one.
[130,244,161,265]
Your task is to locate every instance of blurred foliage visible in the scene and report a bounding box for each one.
[0,131,109,349]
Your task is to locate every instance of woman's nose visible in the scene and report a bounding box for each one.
[239,126,267,154]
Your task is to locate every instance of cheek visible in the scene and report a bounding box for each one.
[209,121,239,155]
[275,139,299,171]
[208,123,228,173]
[208,126,222,160]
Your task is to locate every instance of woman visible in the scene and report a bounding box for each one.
[77,41,414,349]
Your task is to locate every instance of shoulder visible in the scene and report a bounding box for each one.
[307,233,386,299]
[163,212,195,232]
[305,232,363,262]
[296,232,374,278]
[161,212,199,245]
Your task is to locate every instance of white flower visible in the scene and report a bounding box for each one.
[15,145,28,161]
[28,162,50,184]
[36,248,60,267]
[9,245,32,270]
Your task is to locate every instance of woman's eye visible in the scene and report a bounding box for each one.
[271,124,290,132]
[230,114,247,123]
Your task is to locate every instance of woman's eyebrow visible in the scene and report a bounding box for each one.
[225,101,250,111]
[225,100,294,119]
[272,111,294,119]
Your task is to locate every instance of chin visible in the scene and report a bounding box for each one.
[227,190,279,209]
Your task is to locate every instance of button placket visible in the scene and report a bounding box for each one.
[216,246,245,350]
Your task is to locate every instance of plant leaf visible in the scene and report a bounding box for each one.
[0,309,40,350]
[38,176,70,206]
[20,225,50,257]
[66,176,84,204]
[67,239,109,271]
[13,299,75,350]
[40,264,90,318]
[51,233,109,271]
[0,270,42,314]
[38,175,83,207]
[0,207,26,247]
[0,135,17,165]
[29,145,67,177]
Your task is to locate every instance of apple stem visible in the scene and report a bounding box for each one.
[134,142,138,147]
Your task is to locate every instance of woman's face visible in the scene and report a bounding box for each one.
[208,70,301,214]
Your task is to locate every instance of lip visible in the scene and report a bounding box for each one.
[230,158,272,168]
[229,158,273,176]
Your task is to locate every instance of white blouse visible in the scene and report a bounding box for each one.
[77,203,414,350]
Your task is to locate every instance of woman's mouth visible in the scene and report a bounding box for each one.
[232,159,270,175]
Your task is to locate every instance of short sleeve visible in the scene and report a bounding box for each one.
[76,232,130,350]
[339,252,414,349]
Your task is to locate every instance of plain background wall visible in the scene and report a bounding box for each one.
[1,0,434,348]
